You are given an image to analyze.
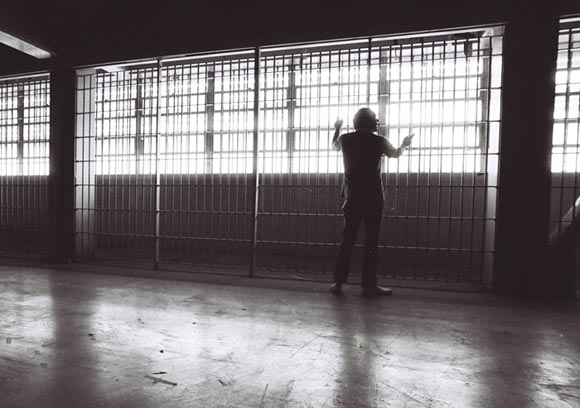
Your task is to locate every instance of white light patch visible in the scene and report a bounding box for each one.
[0,30,53,59]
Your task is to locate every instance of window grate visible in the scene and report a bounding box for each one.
[550,20,580,243]
[0,74,50,256]
[75,27,503,285]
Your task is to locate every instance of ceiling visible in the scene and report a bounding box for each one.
[1,0,579,74]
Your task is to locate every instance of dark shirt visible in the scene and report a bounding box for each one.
[335,130,400,200]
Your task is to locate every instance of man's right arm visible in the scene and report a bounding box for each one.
[332,118,343,151]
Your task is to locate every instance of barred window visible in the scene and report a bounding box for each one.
[0,76,50,176]
[260,32,502,174]
[80,27,502,175]
[552,19,580,173]
[550,17,580,242]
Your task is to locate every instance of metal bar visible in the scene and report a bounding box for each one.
[558,29,573,240]
[249,47,261,277]
[398,42,408,279]
[467,38,482,281]
[154,60,162,268]
[475,37,488,282]
[103,73,112,259]
[96,74,104,260]
[456,40,467,281]
[112,72,120,260]
[422,41,435,279]
[445,38,458,282]
[16,83,24,176]
[414,41,425,279]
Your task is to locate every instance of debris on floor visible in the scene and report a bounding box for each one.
[144,375,177,386]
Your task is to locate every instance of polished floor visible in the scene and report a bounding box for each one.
[0,265,579,408]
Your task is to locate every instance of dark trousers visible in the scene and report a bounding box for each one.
[334,196,384,288]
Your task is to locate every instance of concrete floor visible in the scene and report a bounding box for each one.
[0,265,579,408]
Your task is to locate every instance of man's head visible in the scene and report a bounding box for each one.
[353,107,378,132]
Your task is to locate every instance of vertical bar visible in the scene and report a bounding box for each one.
[123,71,130,259]
[24,81,30,251]
[300,52,306,270]
[15,80,23,251]
[166,65,172,262]
[16,83,23,176]
[457,39,468,282]
[205,67,215,175]
[367,38,372,106]
[223,60,230,267]
[467,37,482,282]
[243,58,250,268]
[391,43,403,278]
[414,41,425,279]
[475,36,489,282]
[0,83,4,251]
[423,40,435,279]
[154,60,163,268]
[571,30,580,238]
[104,73,112,259]
[434,41,445,280]
[210,63,218,264]
[411,42,421,279]
[558,30,573,240]
[96,74,103,260]
[178,64,186,263]
[403,43,412,279]
[112,72,119,260]
[249,47,261,277]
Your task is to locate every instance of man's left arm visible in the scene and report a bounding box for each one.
[383,133,414,157]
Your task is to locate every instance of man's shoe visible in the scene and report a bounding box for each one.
[362,285,393,297]
[329,283,342,295]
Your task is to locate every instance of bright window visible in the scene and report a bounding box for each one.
[0,76,50,176]
[552,20,580,173]
[79,27,502,175]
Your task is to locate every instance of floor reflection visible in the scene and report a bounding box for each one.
[330,296,382,407]
[1,266,579,407]
[48,271,104,407]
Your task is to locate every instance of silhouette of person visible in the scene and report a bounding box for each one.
[330,107,414,296]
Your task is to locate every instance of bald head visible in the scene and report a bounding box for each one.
[353,108,378,132]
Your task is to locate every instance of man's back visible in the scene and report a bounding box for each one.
[338,130,391,199]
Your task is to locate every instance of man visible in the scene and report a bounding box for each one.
[331,107,413,296]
